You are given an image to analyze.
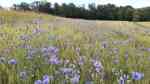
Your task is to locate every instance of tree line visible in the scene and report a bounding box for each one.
[11,1,150,21]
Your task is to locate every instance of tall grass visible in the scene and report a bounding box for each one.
[0,10,150,84]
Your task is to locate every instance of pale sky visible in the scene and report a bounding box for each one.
[0,0,150,8]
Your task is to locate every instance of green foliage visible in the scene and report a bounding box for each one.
[10,1,150,21]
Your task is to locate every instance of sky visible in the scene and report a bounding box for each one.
[0,0,150,8]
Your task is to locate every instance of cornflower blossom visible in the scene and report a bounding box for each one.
[92,60,103,72]
[60,68,73,75]
[118,74,128,84]
[34,80,42,84]
[8,59,17,65]
[118,77,125,84]
[48,55,60,65]
[131,72,144,80]
[42,75,50,84]
[48,46,59,54]
[41,46,59,56]
[70,74,80,84]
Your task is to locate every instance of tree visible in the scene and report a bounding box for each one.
[18,2,30,11]
[30,1,41,12]
[39,2,52,13]
[88,3,97,19]
[12,1,150,21]
[140,7,150,21]
[53,3,60,15]
[132,10,141,21]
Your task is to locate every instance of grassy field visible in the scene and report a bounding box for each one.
[0,10,150,84]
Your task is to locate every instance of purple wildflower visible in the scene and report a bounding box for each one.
[8,59,17,65]
[41,46,59,56]
[42,74,53,82]
[42,75,50,84]
[119,77,125,84]
[48,46,59,54]
[70,74,80,84]
[60,68,73,75]
[48,56,60,65]
[34,80,42,84]
[131,72,144,80]
[92,60,103,72]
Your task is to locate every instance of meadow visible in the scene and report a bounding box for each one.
[0,10,150,84]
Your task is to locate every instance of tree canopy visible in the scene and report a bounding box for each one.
[12,1,150,21]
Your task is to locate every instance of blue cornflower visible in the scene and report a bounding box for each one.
[43,75,50,80]
[131,72,144,80]
[48,46,59,54]
[70,74,80,84]
[92,60,103,72]
[8,59,17,65]
[60,68,73,75]
[34,80,42,84]
[119,78,125,84]
[43,79,49,84]
[49,56,60,65]
[42,74,53,84]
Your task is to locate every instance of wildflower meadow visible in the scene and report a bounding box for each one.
[0,10,150,84]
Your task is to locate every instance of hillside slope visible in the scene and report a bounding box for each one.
[0,10,150,84]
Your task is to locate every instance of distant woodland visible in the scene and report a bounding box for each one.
[6,1,150,21]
